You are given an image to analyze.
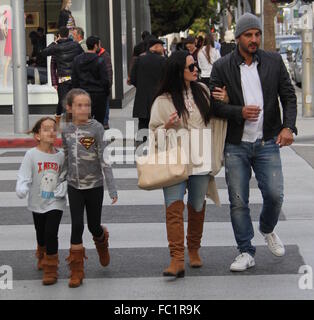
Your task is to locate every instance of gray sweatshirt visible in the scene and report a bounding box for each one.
[60,119,117,198]
[16,148,67,213]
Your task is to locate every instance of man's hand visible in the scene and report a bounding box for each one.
[276,128,294,148]
[212,86,229,103]
[242,105,261,122]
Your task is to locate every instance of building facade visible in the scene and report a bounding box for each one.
[0,0,151,113]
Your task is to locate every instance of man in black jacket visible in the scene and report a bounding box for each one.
[210,13,297,272]
[72,36,109,125]
[42,26,83,122]
[130,37,166,142]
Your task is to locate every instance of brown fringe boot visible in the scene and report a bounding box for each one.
[66,247,88,288]
[93,226,110,267]
[36,245,46,270]
[42,254,59,285]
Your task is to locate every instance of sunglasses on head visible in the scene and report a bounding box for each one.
[186,62,198,72]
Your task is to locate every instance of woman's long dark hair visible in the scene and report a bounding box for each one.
[154,51,212,126]
[204,32,215,64]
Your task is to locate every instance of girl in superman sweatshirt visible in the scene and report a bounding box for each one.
[59,88,118,288]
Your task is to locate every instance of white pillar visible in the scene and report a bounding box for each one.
[11,0,29,133]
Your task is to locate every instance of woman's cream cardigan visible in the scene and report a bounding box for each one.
[149,93,227,206]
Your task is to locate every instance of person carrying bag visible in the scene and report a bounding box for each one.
[136,129,188,190]
[141,51,227,279]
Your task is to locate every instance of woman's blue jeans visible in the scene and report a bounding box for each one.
[163,175,210,212]
[224,138,284,257]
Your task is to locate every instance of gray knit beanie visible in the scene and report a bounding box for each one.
[235,13,262,39]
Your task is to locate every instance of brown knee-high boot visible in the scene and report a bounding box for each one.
[66,247,88,288]
[93,226,110,267]
[163,200,185,278]
[42,253,59,285]
[36,245,46,270]
[186,201,206,268]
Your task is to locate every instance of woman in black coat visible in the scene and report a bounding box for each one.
[130,38,166,133]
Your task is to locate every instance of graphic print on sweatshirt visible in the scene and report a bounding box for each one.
[80,137,96,150]
[38,162,60,199]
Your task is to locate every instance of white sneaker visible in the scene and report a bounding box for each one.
[230,253,255,272]
[260,230,285,257]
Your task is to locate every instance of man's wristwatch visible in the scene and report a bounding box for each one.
[285,127,294,134]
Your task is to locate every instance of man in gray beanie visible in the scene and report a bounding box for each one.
[235,12,262,39]
[210,13,297,272]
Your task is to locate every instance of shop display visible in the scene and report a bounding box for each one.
[58,0,76,31]
[0,5,12,88]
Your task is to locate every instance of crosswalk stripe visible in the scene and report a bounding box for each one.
[0,189,266,206]
[1,189,313,207]
[1,275,312,300]
[0,245,304,281]
[0,157,24,164]
[0,204,286,226]
[0,169,142,180]
[0,220,311,251]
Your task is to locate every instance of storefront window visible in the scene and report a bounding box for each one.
[0,0,87,107]
[0,1,13,90]
[0,0,150,108]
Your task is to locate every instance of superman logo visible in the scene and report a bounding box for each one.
[80,137,96,150]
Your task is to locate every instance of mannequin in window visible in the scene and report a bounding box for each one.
[58,0,76,32]
[0,6,12,88]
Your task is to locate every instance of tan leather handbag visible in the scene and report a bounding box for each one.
[136,132,188,190]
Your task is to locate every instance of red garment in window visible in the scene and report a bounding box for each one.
[4,28,12,56]
[3,9,12,57]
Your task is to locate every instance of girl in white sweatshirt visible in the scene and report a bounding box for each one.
[16,117,67,286]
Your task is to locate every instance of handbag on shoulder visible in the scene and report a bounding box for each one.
[136,131,188,190]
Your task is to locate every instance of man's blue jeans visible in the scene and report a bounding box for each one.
[163,175,210,212]
[224,138,284,257]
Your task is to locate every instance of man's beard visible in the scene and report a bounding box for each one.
[240,42,259,55]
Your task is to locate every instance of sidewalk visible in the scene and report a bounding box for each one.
[0,99,137,148]
[0,90,313,148]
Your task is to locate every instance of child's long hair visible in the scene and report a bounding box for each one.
[28,117,56,136]
[65,88,91,123]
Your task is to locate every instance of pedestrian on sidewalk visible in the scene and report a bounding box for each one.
[127,30,151,85]
[72,36,110,125]
[42,26,83,126]
[210,13,298,272]
[184,36,200,64]
[131,37,166,143]
[72,27,88,52]
[149,51,227,278]
[96,36,113,130]
[220,30,236,57]
[60,89,118,288]
[16,117,67,286]
[197,32,221,88]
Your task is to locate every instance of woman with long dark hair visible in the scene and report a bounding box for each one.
[197,32,221,88]
[149,51,227,278]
